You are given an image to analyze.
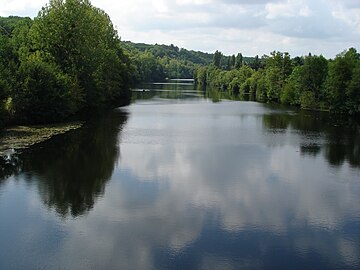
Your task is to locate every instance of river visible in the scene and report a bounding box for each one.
[0,80,359,269]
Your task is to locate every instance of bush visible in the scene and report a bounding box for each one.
[13,57,82,124]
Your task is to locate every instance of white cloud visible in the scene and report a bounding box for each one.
[0,0,359,57]
[0,0,46,16]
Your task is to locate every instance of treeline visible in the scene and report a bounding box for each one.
[123,42,214,82]
[0,0,133,128]
[195,49,360,114]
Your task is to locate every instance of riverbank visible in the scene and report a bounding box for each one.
[0,122,83,156]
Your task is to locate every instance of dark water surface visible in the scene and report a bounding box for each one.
[1,82,359,270]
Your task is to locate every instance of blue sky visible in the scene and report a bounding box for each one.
[0,0,359,57]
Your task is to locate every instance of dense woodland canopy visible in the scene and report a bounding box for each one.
[0,0,359,130]
[0,0,133,127]
[195,49,360,115]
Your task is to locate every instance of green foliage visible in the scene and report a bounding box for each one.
[281,66,302,106]
[0,16,33,126]
[265,51,293,102]
[194,66,207,85]
[213,50,222,68]
[229,65,253,95]
[29,0,132,109]
[301,55,328,100]
[124,42,213,65]
[249,70,267,101]
[123,41,214,82]
[325,48,360,114]
[300,91,317,109]
[235,53,243,69]
[265,66,282,101]
[0,1,133,127]
[14,54,82,123]
[195,48,359,115]
[346,63,360,114]
[130,51,165,82]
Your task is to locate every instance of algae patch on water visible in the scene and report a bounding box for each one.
[0,122,83,156]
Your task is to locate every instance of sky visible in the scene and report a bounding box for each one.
[0,0,359,58]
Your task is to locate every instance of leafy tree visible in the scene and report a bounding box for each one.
[235,53,243,69]
[231,54,236,68]
[265,66,282,101]
[0,16,33,126]
[281,66,302,106]
[195,66,208,85]
[292,56,304,67]
[213,50,222,68]
[301,55,328,101]
[131,51,165,82]
[29,0,131,109]
[325,48,360,113]
[251,55,261,71]
[266,51,293,79]
[346,62,360,114]
[232,65,253,93]
[13,54,82,123]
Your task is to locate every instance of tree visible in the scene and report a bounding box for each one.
[231,54,236,69]
[264,51,293,102]
[251,55,260,71]
[213,50,222,68]
[235,53,243,69]
[346,62,360,114]
[29,0,132,109]
[300,55,328,101]
[13,53,82,123]
[281,66,302,106]
[265,66,282,101]
[325,48,360,113]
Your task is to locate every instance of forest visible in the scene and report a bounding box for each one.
[1,0,359,130]
[0,0,134,127]
[195,49,360,115]
[0,0,216,128]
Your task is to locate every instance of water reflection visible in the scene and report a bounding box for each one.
[113,100,360,269]
[0,109,128,217]
[132,81,206,101]
[262,111,360,167]
[0,84,359,269]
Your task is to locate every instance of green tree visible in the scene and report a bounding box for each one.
[13,53,82,123]
[235,53,243,69]
[213,50,222,68]
[231,54,236,69]
[251,55,260,71]
[346,62,360,114]
[325,48,360,113]
[281,66,302,106]
[301,55,328,101]
[29,0,131,109]
[195,66,208,85]
[264,51,293,102]
[265,66,282,101]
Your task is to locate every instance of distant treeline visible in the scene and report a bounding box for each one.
[195,49,360,115]
[123,42,214,81]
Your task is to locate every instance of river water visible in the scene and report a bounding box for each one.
[0,81,359,269]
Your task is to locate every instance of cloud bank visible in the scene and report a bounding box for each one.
[0,0,359,57]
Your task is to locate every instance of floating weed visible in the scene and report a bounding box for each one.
[0,122,83,156]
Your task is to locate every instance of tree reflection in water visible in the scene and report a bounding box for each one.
[0,109,128,217]
[262,111,360,168]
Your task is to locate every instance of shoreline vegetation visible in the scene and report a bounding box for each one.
[0,0,359,148]
[194,49,360,116]
[0,122,82,156]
